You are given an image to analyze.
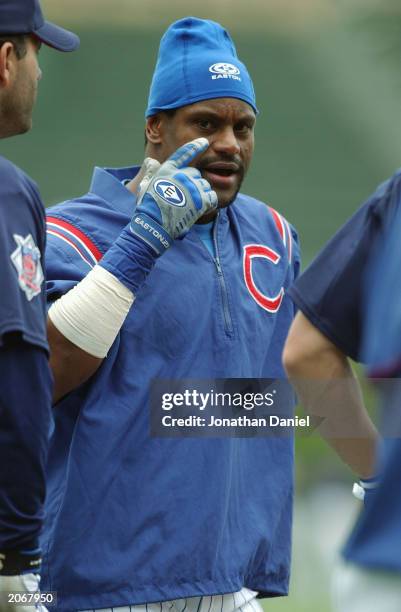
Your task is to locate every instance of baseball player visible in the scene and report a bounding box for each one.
[41,17,300,612]
[331,190,401,612]
[283,169,401,605]
[0,1,79,609]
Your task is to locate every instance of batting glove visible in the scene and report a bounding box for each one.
[100,138,217,294]
[135,157,161,201]
[131,137,217,254]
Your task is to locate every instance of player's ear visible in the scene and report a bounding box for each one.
[0,42,16,88]
[145,114,164,145]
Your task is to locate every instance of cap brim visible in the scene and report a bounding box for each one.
[33,21,80,52]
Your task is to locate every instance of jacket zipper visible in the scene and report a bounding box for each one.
[212,217,233,336]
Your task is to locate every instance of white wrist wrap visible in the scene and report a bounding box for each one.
[48,265,134,358]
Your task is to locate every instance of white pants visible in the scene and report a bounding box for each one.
[0,573,48,612]
[81,587,262,612]
[332,561,401,612]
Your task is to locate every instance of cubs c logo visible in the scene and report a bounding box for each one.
[154,179,186,207]
[243,244,284,313]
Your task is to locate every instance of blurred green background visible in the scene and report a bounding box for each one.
[2,1,401,609]
[3,0,401,263]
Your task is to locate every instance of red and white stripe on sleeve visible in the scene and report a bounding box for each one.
[46,216,103,269]
[268,206,293,264]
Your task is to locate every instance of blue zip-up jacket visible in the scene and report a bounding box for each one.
[42,166,300,611]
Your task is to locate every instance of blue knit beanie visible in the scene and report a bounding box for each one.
[146,17,257,117]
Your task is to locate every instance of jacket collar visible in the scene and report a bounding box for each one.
[89,166,140,215]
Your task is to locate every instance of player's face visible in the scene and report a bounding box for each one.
[154,98,256,214]
[3,36,42,136]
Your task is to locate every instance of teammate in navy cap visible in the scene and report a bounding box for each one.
[39,17,300,612]
[0,1,78,609]
[0,0,79,53]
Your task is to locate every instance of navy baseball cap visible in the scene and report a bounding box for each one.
[0,0,79,52]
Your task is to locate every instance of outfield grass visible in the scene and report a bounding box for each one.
[263,600,326,612]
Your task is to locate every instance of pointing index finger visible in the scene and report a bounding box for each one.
[167,138,209,169]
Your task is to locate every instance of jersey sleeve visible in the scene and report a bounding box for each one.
[0,159,48,352]
[45,214,103,302]
[288,180,394,361]
[362,199,401,374]
[0,338,52,554]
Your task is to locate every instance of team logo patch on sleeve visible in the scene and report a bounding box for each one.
[10,234,44,301]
